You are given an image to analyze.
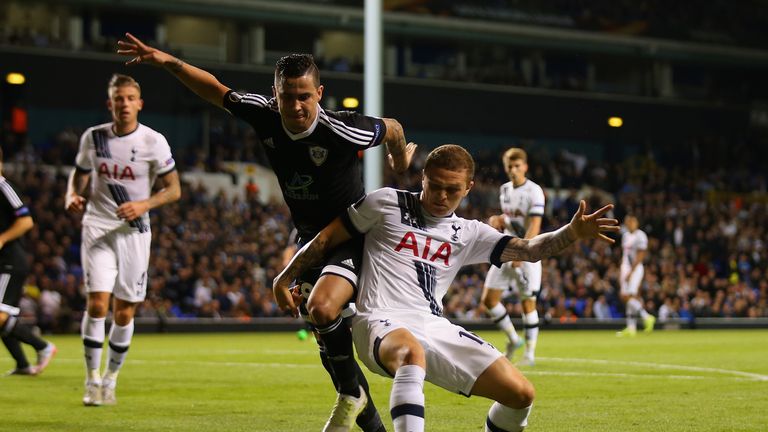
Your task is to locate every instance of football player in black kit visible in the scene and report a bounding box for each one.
[118,33,416,432]
[0,147,57,376]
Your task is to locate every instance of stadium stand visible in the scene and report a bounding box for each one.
[1,0,767,333]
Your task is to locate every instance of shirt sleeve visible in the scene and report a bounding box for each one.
[222,90,274,123]
[341,188,392,236]
[463,219,511,266]
[321,110,387,149]
[150,133,176,176]
[74,129,93,172]
[529,184,545,217]
[0,180,30,219]
[637,231,649,250]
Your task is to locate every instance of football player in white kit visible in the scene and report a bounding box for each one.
[481,148,544,365]
[65,74,181,406]
[274,145,619,432]
[617,215,656,336]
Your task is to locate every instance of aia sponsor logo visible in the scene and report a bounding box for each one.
[98,163,135,180]
[394,231,451,266]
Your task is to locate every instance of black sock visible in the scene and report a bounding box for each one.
[321,338,386,431]
[354,359,387,432]
[316,316,360,397]
[11,323,48,351]
[318,343,341,391]
[2,335,30,369]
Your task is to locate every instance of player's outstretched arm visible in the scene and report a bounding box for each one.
[117,33,230,108]
[500,200,619,263]
[116,170,181,222]
[382,118,417,173]
[273,218,352,317]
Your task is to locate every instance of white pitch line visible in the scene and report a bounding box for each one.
[538,357,768,382]
[43,356,768,382]
[525,370,741,381]
[49,358,317,369]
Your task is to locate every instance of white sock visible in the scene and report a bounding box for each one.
[81,313,105,381]
[628,298,649,320]
[626,316,637,332]
[523,310,539,359]
[390,365,426,432]
[488,303,519,344]
[626,299,640,331]
[105,320,134,380]
[486,402,532,432]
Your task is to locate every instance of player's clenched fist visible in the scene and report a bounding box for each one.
[65,194,87,213]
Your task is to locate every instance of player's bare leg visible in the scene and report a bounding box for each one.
[100,298,139,406]
[481,286,522,360]
[472,358,535,432]
[619,294,654,336]
[308,275,384,432]
[1,311,54,376]
[82,291,111,406]
[378,329,427,432]
[518,298,539,366]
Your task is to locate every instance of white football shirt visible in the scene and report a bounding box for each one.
[621,229,648,267]
[75,122,175,231]
[342,188,511,316]
[499,179,545,238]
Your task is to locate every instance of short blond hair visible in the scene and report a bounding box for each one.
[424,144,475,184]
[503,147,527,163]
[108,74,141,98]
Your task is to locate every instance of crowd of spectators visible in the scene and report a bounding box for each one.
[11,163,291,334]
[379,0,768,49]
[386,141,768,324]
[7,135,768,334]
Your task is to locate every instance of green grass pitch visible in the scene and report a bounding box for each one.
[2,329,766,431]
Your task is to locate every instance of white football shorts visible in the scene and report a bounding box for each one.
[81,224,151,303]
[620,263,644,296]
[484,260,542,298]
[352,310,503,397]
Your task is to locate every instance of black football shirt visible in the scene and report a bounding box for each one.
[223,90,387,239]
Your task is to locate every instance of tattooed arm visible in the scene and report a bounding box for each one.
[381,118,417,174]
[501,200,620,263]
[117,32,230,108]
[272,218,353,317]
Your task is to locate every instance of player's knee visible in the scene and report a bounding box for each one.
[482,289,500,309]
[112,308,135,326]
[517,379,536,407]
[502,377,535,408]
[87,301,109,318]
[523,309,539,327]
[307,296,341,326]
[396,343,425,368]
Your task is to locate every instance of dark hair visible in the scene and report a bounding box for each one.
[424,144,475,184]
[274,54,320,86]
[0,146,3,162]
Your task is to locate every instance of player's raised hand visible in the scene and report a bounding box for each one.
[569,200,619,243]
[117,32,174,67]
[65,194,87,214]
[387,142,418,173]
